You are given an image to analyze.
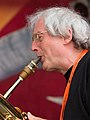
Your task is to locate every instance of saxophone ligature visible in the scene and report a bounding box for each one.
[0,57,41,120]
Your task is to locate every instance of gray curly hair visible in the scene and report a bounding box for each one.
[27,7,90,49]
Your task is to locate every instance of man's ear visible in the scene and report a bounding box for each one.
[63,28,73,45]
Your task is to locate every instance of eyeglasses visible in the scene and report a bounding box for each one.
[32,31,47,42]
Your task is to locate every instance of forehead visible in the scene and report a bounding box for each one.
[33,18,46,33]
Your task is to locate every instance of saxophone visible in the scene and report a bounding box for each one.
[0,57,41,120]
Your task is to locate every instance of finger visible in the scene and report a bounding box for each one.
[27,112,47,120]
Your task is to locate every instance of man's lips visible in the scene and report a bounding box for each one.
[40,56,45,62]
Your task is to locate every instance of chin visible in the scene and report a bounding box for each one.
[42,64,55,71]
[42,64,49,71]
[42,66,48,71]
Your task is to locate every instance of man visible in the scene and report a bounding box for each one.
[27,7,90,120]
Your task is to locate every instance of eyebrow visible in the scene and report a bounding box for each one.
[33,31,47,34]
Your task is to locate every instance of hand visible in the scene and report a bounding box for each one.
[27,112,47,120]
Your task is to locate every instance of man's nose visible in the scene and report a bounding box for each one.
[32,41,38,52]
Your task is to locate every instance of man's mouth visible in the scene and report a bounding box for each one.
[40,56,45,63]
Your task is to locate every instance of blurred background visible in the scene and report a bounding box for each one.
[0,0,90,120]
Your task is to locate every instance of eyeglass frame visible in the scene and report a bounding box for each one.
[32,31,47,42]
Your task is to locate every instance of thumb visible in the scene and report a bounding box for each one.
[27,112,47,120]
[27,112,34,119]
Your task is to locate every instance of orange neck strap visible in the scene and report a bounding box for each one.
[60,49,88,120]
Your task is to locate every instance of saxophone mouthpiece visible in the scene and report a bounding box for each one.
[33,57,41,64]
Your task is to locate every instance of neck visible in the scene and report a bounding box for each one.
[63,48,84,74]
